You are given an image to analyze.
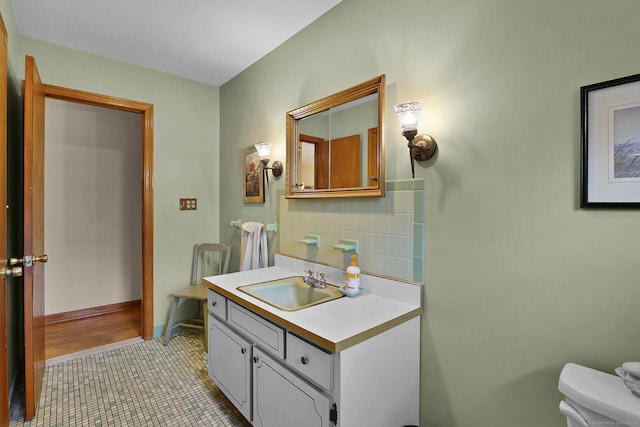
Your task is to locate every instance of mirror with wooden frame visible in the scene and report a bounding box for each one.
[286,75,385,198]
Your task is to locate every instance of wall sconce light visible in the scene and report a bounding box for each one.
[254,142,283,187]
[394,102,437,178]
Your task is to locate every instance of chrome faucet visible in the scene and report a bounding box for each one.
[304,270,328,289]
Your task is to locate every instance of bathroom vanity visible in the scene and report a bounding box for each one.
[204,255,422,427]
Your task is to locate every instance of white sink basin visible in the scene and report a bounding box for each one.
[237,276,343,311]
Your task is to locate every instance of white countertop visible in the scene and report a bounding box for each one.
[203,266,422,352]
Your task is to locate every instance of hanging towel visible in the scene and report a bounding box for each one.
[240,222,268,271]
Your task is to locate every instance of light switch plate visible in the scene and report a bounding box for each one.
[179,198,197,210]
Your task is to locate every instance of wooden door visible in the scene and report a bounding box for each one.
[0,13,8,427]
[315,139,329,189]
[23,55,47,421]
[310,134,361,189]
[329,134,360,188]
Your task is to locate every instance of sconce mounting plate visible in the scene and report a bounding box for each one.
[271,160,283,177]
[412,134,437,161]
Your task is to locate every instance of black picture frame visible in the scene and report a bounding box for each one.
[581,73,640,208]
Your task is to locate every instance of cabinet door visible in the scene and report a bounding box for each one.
[253,348,334,427]
[208,315,252,421]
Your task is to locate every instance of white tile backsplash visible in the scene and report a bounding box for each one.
[277,180,424,283]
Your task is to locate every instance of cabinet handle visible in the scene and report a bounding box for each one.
[300,356,308,365]
[212,301,217,306]
[241,347,246,354]
[253,356,259,364]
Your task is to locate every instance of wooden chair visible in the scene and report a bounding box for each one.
[164,243,231,346]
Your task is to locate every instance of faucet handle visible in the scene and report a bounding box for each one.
[306,270,315,277]
[318,273,329,287]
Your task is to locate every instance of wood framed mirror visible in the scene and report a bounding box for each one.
[285,75,385,198]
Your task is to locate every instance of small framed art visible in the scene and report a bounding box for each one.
[243,146,264,203]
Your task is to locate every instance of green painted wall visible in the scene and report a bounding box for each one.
[219,0,640,425]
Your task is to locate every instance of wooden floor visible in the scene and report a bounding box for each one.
[45,304,142,360]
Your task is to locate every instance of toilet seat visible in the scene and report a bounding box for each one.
[559,363,640,425]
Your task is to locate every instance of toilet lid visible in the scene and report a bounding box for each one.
[559,363,640,423]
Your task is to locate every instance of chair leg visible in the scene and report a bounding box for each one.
[164,296,180,346]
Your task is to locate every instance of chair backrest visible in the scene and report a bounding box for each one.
[191,243,232,286]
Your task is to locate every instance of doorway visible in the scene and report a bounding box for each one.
[43,85,154,341]
[43,98,142,358]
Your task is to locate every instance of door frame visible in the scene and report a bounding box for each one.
[43,84,154,339]
[0,11,8,427]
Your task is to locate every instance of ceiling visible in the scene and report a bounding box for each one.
[11,0,342,87]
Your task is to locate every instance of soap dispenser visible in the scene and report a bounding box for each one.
[346,254,360,291]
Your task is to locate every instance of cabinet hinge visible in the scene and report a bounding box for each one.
[330,403,338,424]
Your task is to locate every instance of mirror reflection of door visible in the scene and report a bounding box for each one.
[327,134,360,188]
[299,134,361,189]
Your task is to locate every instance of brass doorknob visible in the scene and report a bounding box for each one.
[33,254,48,263]
[0,266,22,278]
[9,254,48,267]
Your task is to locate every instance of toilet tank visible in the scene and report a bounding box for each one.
[559,363,640,426]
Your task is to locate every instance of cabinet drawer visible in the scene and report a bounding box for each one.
[228,301,285,358]
[208,290,227,319]
[286,332,333,391]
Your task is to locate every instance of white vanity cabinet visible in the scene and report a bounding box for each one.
[207,290,335,427]
[206,277,421,427]
[208,290,336,425]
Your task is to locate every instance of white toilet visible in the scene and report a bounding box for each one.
[559,363,640,427]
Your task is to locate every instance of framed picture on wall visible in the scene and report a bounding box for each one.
[243,146,264,203]
[581,73,640,208]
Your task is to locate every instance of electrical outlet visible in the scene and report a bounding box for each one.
[179,198,197,210]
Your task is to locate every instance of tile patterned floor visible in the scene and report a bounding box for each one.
[10,330,251,426]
